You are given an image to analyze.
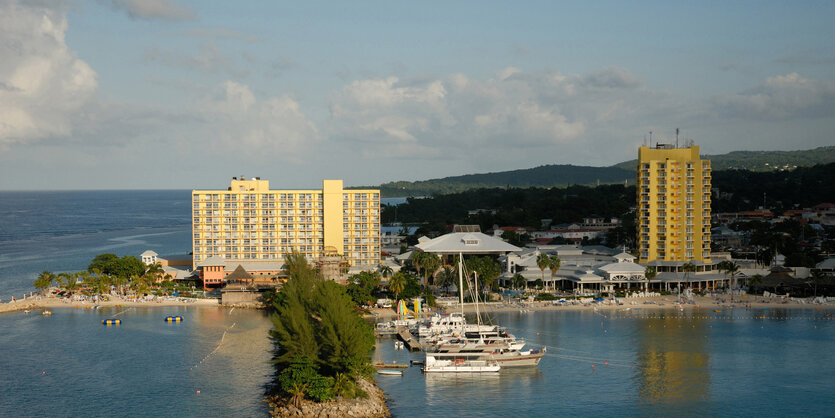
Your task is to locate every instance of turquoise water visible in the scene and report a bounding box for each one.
[0,306,273,417]
[374,309,835,417]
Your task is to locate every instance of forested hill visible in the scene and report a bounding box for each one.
[375,146,835,197]
[614,146,835,172]
[378,165,634,196]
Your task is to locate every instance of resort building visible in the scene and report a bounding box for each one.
[191,177,380,285]
[637,144,712,264]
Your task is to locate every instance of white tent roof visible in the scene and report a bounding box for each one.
[415,232,521,254]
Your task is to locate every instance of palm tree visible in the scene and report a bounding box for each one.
[681,262,696,297]
[410,251,425,279]
[387,272,407,301]
[144,262,164,284]
[536,252,549,283]
[726,262,740,290]
[512,273,527,291]
[419,252,441,285]
[379,265,393,279]
[645,266,656,293]
[548,255,561,291]
[34,271,56,293]
[435,267,456,294]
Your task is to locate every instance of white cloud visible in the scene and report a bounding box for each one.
[104,0,195,21]
[713,73,835,119]
[329,67,650,159]
[0,0,97,147]
[200,81,320,161]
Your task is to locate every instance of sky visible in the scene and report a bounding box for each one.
[1,0,834,190]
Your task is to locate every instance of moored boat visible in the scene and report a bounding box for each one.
[423,353,500,373]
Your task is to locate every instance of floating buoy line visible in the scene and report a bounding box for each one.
[190,322,237,371]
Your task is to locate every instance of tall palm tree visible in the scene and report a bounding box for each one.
[420,253,441,285]
[536,252,549,283]
[411,251,425,279]
[548,255,561,291]
[387,272,407,301]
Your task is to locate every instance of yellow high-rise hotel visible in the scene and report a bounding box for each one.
[637,145,711,264]
[192,177,380,269]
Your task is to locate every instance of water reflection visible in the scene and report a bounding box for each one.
[635,314,710,403]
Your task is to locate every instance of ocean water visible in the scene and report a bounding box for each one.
[375,309,835,417]
[0,190,192,300]
[0,306,274,417]
[3,191,835,417]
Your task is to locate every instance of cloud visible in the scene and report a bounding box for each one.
[0,0,97,147]
[712,73,835,119]
[144,41,248,77]
[328,67,654,160]
[104,0,195,21]
[200,81,320,161]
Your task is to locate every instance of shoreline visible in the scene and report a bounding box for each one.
[0,294,223,315]
[369,294,835,319]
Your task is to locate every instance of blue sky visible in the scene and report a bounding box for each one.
[1,0,834,190]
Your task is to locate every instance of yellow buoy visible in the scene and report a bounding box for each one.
[102,319,121,325]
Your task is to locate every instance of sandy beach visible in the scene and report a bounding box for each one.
[0,294,221,315]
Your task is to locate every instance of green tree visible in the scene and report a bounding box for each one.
[346,271,381,306]
[435,267,456,294]
[378,265,393,279]
[277,355,334,406]
[418,252,441,285]
[536,253,549,283]
[387,272,407,301]
[34,271,56,292]
[465,256,501,292]
[410,252,425,281]
[512,273,527,291]
[548,255,561,291]
[645,266,657,281]
[144,262,164,284]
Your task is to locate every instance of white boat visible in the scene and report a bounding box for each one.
[416,312,495,338]
[423,353,500,373]
[377,370,403,376]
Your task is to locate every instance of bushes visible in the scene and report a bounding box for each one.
[534,293,557,301]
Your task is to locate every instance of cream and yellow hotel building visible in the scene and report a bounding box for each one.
[192,177,380,270]
[637,145,712,264]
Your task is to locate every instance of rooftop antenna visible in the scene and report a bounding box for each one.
[676,128,679,149]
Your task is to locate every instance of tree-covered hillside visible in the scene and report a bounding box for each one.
[377,165,634,197]
[371,146,835,197]
[615,146,835,172]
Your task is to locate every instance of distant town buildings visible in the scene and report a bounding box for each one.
[191,177,380,287]
[637,144,712,263]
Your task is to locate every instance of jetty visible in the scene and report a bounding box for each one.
[396,327,422,351]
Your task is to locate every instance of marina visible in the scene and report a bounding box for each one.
[374,308,835,417]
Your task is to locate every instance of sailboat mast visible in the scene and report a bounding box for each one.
[458,252,464,319]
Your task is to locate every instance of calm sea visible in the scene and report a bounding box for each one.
[376,309,835,417]
[0,190,192,301]
[2,191,835,417]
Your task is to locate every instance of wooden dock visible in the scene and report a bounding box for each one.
[373,362,408,369]
[396,327,422,351]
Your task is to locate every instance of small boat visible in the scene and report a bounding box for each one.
[23,310,30,314]
[377,370,403,376]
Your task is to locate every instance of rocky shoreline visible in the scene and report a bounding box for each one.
[267,377,390,417]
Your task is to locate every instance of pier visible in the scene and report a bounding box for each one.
[396,327,422,351]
